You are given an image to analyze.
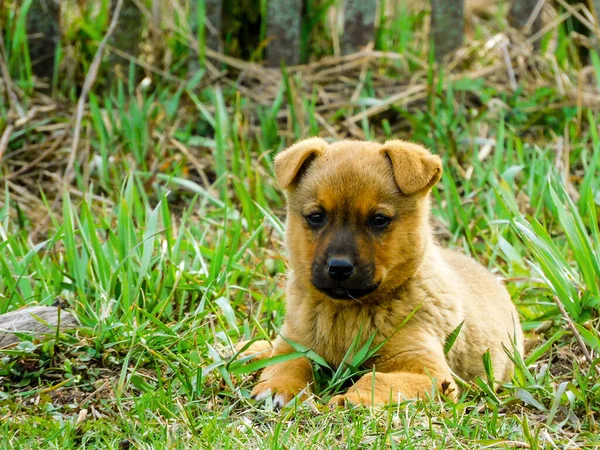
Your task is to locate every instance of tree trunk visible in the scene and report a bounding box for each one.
[189,0,222,71]
[565,0,600,63]
[592,0,600,20]
[430,0,465,62]
[508,0,542,42]
[266,0,302,67]
[27,0,60,82]
[205,0,223,53]
[109,0,143,69]
[342,0,377,55]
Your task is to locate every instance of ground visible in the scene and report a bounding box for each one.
[1,1,600,449]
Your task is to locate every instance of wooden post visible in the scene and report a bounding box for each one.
[109,0,143,68]
[190,0,222,53]
[189,0,222,71]
[430,0,464,62]
[205,0,223,53]
[342,0,377,55]
[593,0,600,21]
[266,0,302,67]
[508,0,542,39]
[562,0,600,62]
[27,0,60,81]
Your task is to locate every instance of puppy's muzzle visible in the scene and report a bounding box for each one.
[312,257,378,300]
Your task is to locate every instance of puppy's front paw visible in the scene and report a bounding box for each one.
[251,377,310,408]
[328,389,376,408]
[234,339,274,361]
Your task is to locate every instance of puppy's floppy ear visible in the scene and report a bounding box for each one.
[274,137,328,189]
[381,140,442,195]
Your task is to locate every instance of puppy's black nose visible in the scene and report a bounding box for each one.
[327,258,354,281]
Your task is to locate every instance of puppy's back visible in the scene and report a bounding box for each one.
[440,248,524,381]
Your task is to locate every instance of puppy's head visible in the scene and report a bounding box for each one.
[275,138,442,301]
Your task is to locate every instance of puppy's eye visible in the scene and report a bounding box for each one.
[306,212,326,228]
[369,214,391,229]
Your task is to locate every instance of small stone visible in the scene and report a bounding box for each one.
[0,306,78,347]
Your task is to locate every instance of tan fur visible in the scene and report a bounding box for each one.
[243,139,523,407]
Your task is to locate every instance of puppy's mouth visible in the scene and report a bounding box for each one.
[317,284,379,300]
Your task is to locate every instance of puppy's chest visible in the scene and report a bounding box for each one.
[306,303,399,368]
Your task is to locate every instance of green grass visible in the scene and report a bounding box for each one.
[1,1,600,448]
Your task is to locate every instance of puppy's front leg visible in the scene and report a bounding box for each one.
[250,338,314,407]
[330,345,457,407]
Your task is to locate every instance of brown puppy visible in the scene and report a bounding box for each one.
[243,138,523,407]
